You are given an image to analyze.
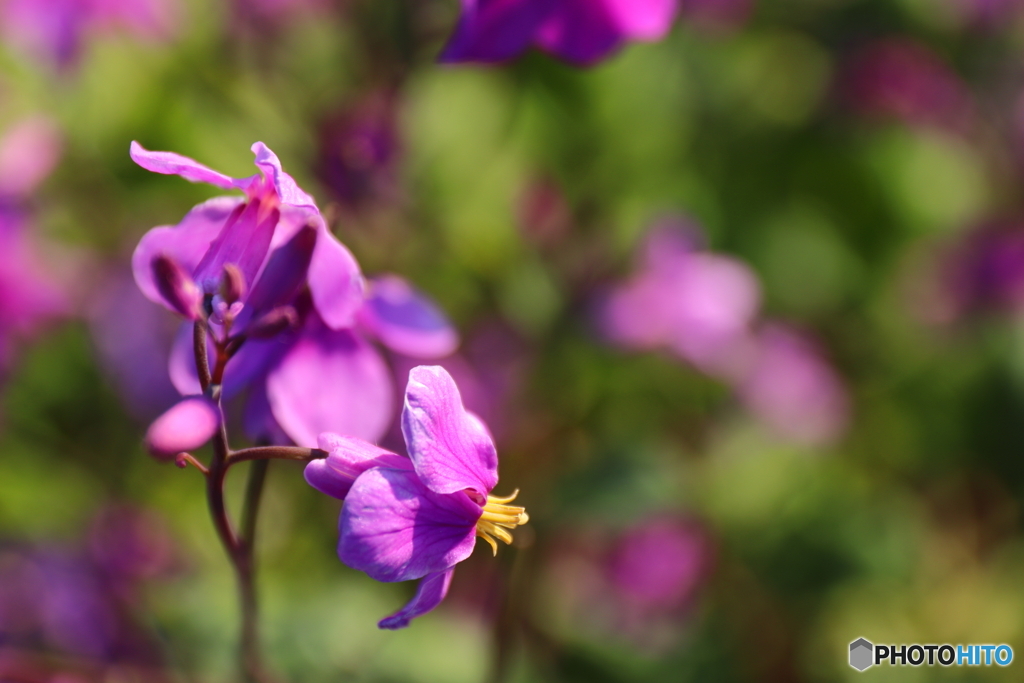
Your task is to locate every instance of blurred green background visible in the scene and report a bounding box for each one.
[3,0,1024,681]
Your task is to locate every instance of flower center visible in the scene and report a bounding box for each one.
[475,489,529,556]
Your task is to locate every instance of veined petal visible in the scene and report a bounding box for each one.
[192,199,279,294]
[304,434,412,500]
[266,315,393,447]
[251,142,318,210]
[130,141,254,191]
[308,221,365,329]
[356,275,459,358]
[402,365,498,496]
[339,467,480,583]
[378,568,455,630]
[439,0,553,63]
[132,197,243,312]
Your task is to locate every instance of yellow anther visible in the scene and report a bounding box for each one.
[475,491,528,556]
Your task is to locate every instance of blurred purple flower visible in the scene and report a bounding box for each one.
[928,220,1024,320]
[737,324,849,446]
[607,516,711,613]
[304,365,528,629]
[440,0,678,66]
[145,395,221,459]
[0,0,176,68]
[0,118,68,367]
[598,218,760,378]
[89,269,180,420]
[317,94,401,212]
[840,38,976,135]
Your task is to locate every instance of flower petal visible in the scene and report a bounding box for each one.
[243,223,316,318]
[145,395,220,459]
[439,0,553,63]
[192,199,279,294]
[250,142,318,210]
[338,467,479,582]
[242,381,292,445]
[266,316,393,447]
[357,275,459,358]
[304,434,412,500]
[307,221,365,329]
[535,0,623,66]
[130,141,253,191]
[401,365,498,496]
[132,196,243,312]
[602,0,677,39]
[378,568,455,630]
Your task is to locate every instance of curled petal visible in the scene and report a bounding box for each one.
[402,365,498,496]
[132,197,243,312]
[130,141,253,191]
[339,467,479,582]
[251,142,318,210]
[304,434,412,500]
[266,316,393,447]
[243,223,316,318]
[145,396,220,459]
[357,275,458,358]
[308,222,365,329]
[378,568,455,630]
[151,254,203,320]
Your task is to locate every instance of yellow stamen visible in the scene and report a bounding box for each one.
[475,491,529,556]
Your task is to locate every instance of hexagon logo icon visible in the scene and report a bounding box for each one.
[849,638,873,671]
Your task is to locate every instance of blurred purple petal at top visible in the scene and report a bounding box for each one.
[839,38,977,136]
[737,323,850,446]
[0,116,62,200]
[945,0,1022,28]
[88,269,180,420]
[599,217,760,378]
[440,0,678,66]
[931,219,1024,320]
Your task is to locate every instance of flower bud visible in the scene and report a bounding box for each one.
[219,263,247,305]
[247,306,298,339]
[145,396,221,460]
[152,254,203,320]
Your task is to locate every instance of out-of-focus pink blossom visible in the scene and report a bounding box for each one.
[737,324,849,446]
[599,218,760,378]
[840,38,976,135]
[0,0,177,68]
[0,117,62,198]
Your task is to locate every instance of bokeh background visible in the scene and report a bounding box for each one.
[3,0,1024,681]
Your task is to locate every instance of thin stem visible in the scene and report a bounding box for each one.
[194,322,212,392]
[230,446,326,465]
[238,459,269,683]
[174,452,210,476]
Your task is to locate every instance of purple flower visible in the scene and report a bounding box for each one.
[737,324,849,446]
[598,218,760,378]
[839,38,976,136]
[144,395,221,459]
[304,365,528,629]
[0,0,176,69]
[440,0,678,66]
